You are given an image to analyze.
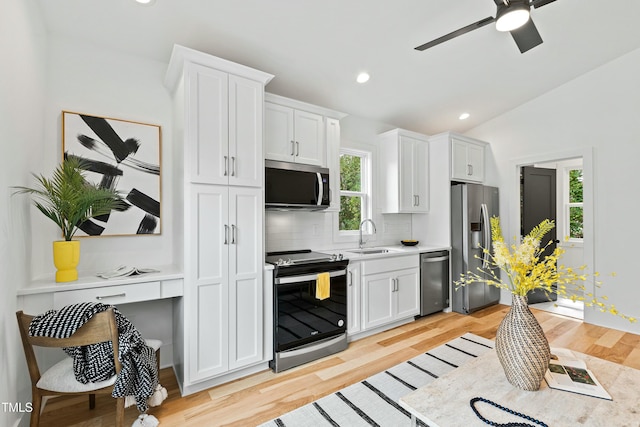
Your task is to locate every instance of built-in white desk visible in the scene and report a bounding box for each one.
[17,266,184,369]
[17,265,183,311]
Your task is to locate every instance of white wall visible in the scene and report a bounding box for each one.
[31,35,176,279]
[1,1,47,425]
[265,114,417,252]
[468,47,640,334]
[6,31,179,421]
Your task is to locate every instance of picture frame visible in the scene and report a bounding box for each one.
[62,111,162,237]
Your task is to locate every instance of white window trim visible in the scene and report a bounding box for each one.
[335,147,374,242]
[563,166,584,245]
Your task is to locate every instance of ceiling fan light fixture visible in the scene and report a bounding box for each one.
[495,2,531,32]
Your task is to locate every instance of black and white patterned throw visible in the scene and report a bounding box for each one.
[29,302,159,412]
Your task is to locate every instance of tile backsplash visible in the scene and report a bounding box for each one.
[265,210,413,253]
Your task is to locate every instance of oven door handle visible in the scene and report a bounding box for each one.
[275,269,346,285]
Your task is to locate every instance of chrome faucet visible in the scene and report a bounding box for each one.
[359,219,377,249]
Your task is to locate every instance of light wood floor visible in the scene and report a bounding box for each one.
[36,304,640,427]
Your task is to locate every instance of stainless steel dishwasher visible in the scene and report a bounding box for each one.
[419,250,450,316]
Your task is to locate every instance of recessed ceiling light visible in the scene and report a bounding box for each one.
[459,112,470,120]
[135,0,156,5]
[356,72,370,84]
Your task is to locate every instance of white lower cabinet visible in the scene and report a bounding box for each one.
[347,261,361,335]
[361,255,420,331]
[187,185,263,382]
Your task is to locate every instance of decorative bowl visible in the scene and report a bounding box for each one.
[401,240,419,246]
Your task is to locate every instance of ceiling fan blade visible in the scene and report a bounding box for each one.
[415,16,495,51]
[510,18,543,53]
[531,0,557,8]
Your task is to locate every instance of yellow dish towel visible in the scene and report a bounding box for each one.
[316,272,331,300]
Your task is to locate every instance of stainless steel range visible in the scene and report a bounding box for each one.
[266,250,349,373]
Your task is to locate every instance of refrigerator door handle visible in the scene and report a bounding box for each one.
[480,203,490,268]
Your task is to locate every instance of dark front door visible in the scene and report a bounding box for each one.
[521,166,557,303]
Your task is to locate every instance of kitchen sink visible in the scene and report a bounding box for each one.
[346,248,391,255]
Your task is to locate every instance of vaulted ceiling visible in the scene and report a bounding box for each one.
[35,0,640,135]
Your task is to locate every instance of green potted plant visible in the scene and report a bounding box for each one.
[13,157,127,282]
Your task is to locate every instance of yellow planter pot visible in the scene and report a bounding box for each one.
[53,240,80,282]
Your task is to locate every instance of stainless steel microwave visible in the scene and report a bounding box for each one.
[265,160,330,210]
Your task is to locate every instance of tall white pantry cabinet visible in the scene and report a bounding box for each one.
[165,45,274,395]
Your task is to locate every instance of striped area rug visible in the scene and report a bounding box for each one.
[258,333,495,427]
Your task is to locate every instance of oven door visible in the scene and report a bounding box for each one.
[274,269,347,352]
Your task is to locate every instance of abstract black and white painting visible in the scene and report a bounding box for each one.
[62,111,161,236]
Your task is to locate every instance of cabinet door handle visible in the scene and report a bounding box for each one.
[231,224,236,244]
[224,156,229,176]
[231,156,236,177]
[224,224,229,245]
[348,270,353,287]
[290,140,295,156]
[467,164,474,176]
[296,141,300,156]
[96,293,126,300]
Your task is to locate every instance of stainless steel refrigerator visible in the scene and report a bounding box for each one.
[451,182,500,314]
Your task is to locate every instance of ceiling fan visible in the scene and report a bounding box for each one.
[415,0,557,54]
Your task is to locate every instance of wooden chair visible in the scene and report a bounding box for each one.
[17,308,126,427]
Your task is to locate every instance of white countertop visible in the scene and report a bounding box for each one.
[334,244,450,261]
[17,264,184,296]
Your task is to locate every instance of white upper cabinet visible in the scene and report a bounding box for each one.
[380,129,430,213]
[325,117,341,211]
[184,63,264,187]
[265,101,325,166]
[450,136,486,183]
[228,75,264,187]
[264,102,295,162]
[293,109,325,165]
[186,65,228,185]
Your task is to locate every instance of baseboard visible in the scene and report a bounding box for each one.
[13,415,24,427]
[179,362,271,396]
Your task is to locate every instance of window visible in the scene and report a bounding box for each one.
[339,149,371,232]
[566,168,583,240]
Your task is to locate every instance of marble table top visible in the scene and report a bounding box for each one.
[399,349,640,427]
